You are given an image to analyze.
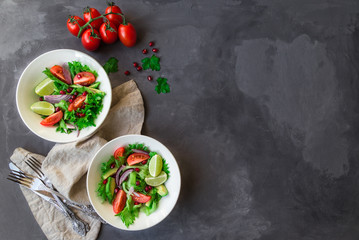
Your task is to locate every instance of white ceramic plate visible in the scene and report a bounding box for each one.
[87,134,181,231]
[16,49,112,143]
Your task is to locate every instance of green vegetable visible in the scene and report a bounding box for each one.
[141,55,160,71]
[42,68,69,94]
[105,177,116,203]
[96,182,107,203]
[68,61,98,79]
[116,195,140,228]
[103,57,119,74]
[102,167,118,180]
[142,188,162,216]
[156,185,168,197]
[155,77,170,94]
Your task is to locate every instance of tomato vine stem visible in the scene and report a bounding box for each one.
[76,11,126,38]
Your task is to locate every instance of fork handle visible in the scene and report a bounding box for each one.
[53,194,90,236]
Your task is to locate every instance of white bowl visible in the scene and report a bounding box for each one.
[16,49,112,143]
[86,134,181,231]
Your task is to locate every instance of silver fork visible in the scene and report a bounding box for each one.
[7,169,90,236]
[25,155,105,223]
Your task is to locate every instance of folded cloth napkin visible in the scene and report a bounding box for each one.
[10,80,144,240]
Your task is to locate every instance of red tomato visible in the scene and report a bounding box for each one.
[73,72,96,86]
[113,190,127,214]
[127,153,150,166]
[131,192,151,203]
[83,7,103,30]
[114,147,125,159]
[68,95,86,112]
[105,4,123,27]
[81,29,101,51]
[118,23,137,47]
[67,16,86,37]
[50,65,66,83]
[99,22,118,44]
[40,111,63,126]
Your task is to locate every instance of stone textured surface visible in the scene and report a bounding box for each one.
[2,0,359,239]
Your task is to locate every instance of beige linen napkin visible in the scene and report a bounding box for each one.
[10,80,144,240]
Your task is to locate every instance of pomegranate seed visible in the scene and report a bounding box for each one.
[114,188,119,194]
[77,74,82,79]
[124,70,130,76]
[136,66,142,71]
[148,186,152,190]
[69,99,74,103]
[142,49,148,54]
[125,177,128,181]
[81,105,85,109]
[110,163,115,169]
[103,179,108,185]
[74,91,78,96]
[134,202,139,205]
[79,113,86,118]
[39,97,44,101]
[147,76,153,81]
[71,95,76,100]
[82,91,88,96]
[145,186,149,192]
[133,62,139,67]
[136,181,140,186]
[142,160,147,165]
[67,87,73,93]
[55,107,60,112]
[59,90,66,95]
[135,168,140,172]
[152,48,159,53]
[76,112,80,117]
[149,41,154,47]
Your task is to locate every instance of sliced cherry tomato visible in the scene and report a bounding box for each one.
[83,7,103,30]
[113,189,127,214]
[114,147,125,159]
[105,3,123,27]
[50,65,66,83]
[131,192,151,203]
[68,95,87,112]
[73,71,96,86]
[81,29,101,51]
[67,16,86,37]
[127,153,150,166]
[40,110,63,126]
[99,22,118,44]
[118,22,137,47]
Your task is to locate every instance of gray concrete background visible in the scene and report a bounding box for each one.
[1,0,359,239]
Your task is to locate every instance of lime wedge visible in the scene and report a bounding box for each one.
[149,154,163,177]
[35,78,55,96]
[30,101,55,116]
[145,171,167,187]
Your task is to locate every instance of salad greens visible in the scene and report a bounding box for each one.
[96,143,170,228]
[32,61,106,135]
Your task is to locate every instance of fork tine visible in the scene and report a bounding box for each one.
[25,160,43,178]
[7,176,31,188]
[28,155,42,168]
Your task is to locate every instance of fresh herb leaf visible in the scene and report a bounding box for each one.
[103,57,119,74]
[162,158,170,177]
[142,188,162,216]
[68,61,98,79]
[96,182,107,203]
[141,55,160,71]
[155,77,170,94]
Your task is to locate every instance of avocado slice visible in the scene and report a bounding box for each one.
[105,177,116,203]
[156,184,168,197]
[102,167,118,180]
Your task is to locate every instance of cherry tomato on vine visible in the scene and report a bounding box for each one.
[118,23,137,47]
[83,7,103,30]
[99,22,118,44]
[67,16,86,37]
[81,29,101,51]
[105,3,123,27]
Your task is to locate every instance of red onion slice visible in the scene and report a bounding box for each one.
[118,169,133,187]
[132,149,149,155]
[44,95,71,104]
[115,165,126,187]
[62,64,73,85]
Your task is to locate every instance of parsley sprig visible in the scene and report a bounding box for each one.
[141,55,160,71]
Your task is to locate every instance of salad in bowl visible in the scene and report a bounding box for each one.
[87,134,181,230]
[16,49,112,143]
